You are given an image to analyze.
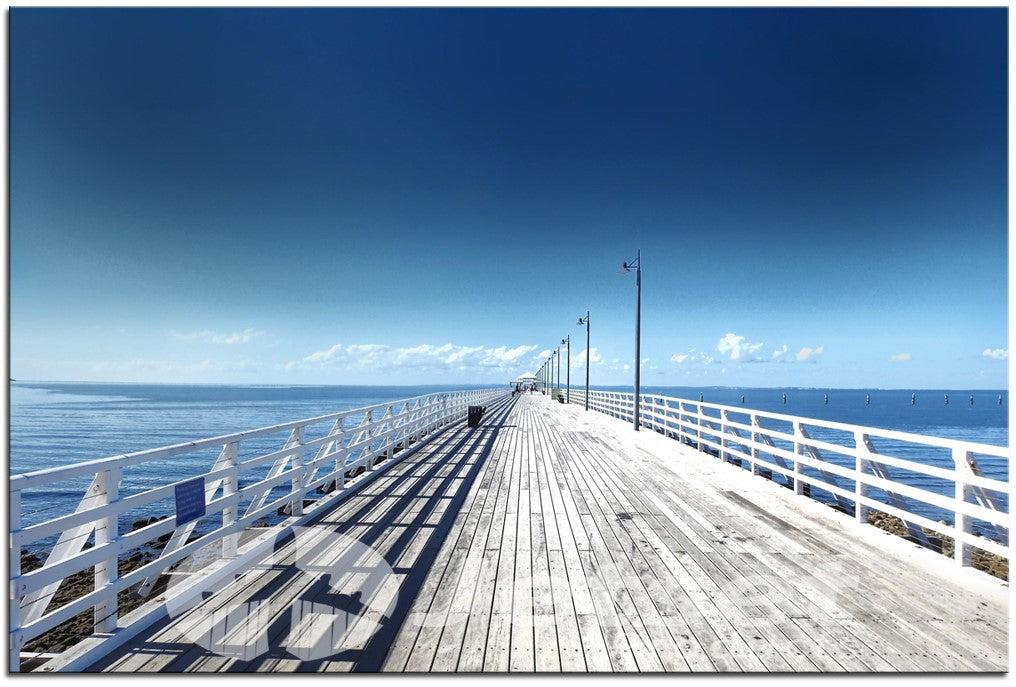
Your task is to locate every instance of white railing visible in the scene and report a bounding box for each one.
[568,389,1009,568]
[9,388,508,672]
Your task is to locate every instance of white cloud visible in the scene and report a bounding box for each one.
[982,348,1008,360]
[671,349,715,365]
[573,347,603,366]
[305,343,343,363]
[489,344,537,362]
[173,328,262,345]
[717,332,765,361]
[676,336,824,366]
[290,342,539,375]
[890,352,911,361]
[796,346,824,362]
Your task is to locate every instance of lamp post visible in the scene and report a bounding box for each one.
[577,312,590,411]
[620,249,641,431]
[561,335,570,403]
[555,347,560,396]
[546,356,552,395]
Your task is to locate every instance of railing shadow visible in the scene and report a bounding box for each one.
[84,394,518,672]
[298,393,519,671]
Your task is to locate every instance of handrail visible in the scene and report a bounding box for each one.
[8,387,508,672]
[568,388,1010,567]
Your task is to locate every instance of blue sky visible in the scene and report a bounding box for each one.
[9,7,1009,389]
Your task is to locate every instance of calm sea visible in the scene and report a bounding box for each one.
[9,382,1009,549]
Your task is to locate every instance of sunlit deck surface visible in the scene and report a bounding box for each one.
[88,392,1008,672]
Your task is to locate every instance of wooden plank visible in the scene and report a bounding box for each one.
[696,486,999,670]
[551,422,726,671]
[89,393,1007,674]
[455,416,520,672]
[530,418,608,672]
[383,400,518,672]
[603,451,885,671]
[509,412,535,673]
[568,400,1003,674]
[552,427,702,672]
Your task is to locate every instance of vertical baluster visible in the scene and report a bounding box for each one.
[719,410,727,463]
[720,409,729,463]
[750,414,760,476]
[953,447,974,567]
[854,431,871,523]
[290,427,306,516]
[94,467,121,633]
[334,418,348,490]
[9,488,22,672]
[373,406,392,469]
[793,422,804,495]
[696,401,703,451]
[221,442,239,559]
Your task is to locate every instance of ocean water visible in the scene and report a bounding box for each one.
[9,382,496,543]
[9,382,1009,550]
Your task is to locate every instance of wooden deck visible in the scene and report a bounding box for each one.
[87,392,1009,672]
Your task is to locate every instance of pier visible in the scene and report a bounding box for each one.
[9,389,1009,672]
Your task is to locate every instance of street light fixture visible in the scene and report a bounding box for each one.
[620,249,641,431]
[577,312,590,411]
[561,335,570,403]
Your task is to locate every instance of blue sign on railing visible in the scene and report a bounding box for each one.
[175,478,206,526]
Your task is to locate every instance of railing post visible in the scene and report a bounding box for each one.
[333,420,347,490]
[720,409,729,463]
[953,447,974,567]
[290,427,306,516]
[94,467,121,634]
[694,401,702,451]
[750,414,761,476]
[793,422,804,495]
[10,487,23,672]
[854,431,871,523]
[221,442,239,559]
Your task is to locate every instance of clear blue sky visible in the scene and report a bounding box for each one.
[10,7,1009,389]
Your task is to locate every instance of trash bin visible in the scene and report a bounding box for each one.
[468,405,484,427]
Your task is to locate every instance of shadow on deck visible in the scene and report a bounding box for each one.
[87,395,518,672]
